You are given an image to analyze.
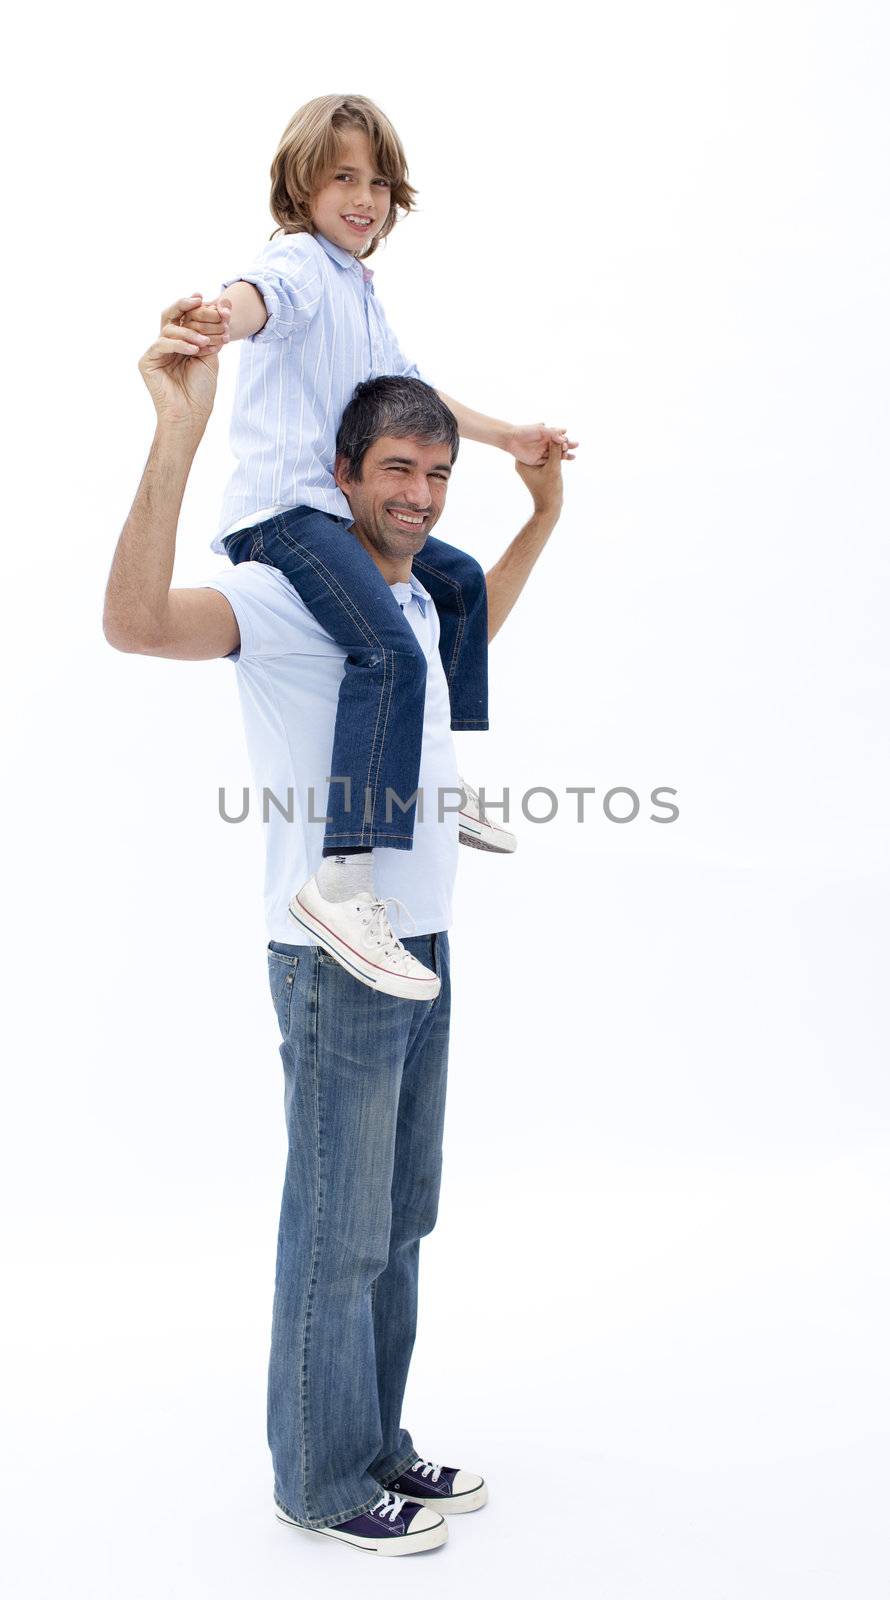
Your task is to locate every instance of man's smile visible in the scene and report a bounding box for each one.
[385,505,428,530]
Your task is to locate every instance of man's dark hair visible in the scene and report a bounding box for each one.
[335,376,460,481]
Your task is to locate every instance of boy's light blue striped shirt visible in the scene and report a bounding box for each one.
[213,230,423,552]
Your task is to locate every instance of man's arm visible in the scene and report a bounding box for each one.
[485,440,564,642]
[103,298,240,660]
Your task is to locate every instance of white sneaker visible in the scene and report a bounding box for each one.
[289,877,441,1001]
[458,778,517,853]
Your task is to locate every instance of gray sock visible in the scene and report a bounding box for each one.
[316,852,375,903]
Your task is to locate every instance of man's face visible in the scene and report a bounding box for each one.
[310,128,391,255]
[335,435,453,562]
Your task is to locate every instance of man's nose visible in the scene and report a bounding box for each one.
[405,475,432,508]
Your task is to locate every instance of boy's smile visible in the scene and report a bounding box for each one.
[310,128,391,256]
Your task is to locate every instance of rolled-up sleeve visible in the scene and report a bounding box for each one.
[223,235,323,343]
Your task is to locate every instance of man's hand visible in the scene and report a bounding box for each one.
[138,295,221,430]
[515,438,564,517]
[506,422,578,466]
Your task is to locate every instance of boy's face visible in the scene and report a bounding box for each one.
[310,129,392,255]
[334,435,453,563]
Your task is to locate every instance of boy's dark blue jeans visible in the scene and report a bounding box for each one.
[224,505,489,852]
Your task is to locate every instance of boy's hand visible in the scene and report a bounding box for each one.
[514,438,564,517]
[507,422,578,466]
[138,295,220,430]
[178,296,232,350]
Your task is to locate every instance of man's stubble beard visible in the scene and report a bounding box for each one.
[347,510,432,566]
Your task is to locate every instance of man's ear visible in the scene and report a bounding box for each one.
[333,453,353,496]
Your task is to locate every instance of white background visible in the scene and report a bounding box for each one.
[3,1,889,1594]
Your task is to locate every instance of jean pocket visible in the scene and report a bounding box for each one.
[267,948,300,1036]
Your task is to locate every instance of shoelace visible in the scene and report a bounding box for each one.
[412,1457,442,1482]
[358,897,417,971]
[372,1489,406,1522]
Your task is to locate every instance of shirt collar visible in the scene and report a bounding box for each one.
[315,230,374,281]
[407,572,429,615]
[391,572,429,617]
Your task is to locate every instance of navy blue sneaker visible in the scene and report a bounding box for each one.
[385,1456,488,1514]
[276,1489,447,1556]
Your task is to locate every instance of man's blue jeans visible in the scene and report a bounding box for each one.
[224,507,489,851]
[265,932,451,1528]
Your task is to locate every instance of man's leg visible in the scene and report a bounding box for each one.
[265,939,439,1529]
[368,933,452,1483]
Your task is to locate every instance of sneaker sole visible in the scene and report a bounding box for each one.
[275,1505,448,1555]
[288,897,441,1002]
[458,817,517,853]
[398,1481,489,1514]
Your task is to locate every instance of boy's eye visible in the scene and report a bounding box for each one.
[373,178,390,188]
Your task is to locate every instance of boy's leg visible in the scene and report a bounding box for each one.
[265,940,436,1528]
[367,932,452,1484]
[411,538,489,731]
[227,508,428,850]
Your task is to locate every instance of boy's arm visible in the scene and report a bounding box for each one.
[103,298,240,661]
[436,391,578,466]
[486,441,564,641]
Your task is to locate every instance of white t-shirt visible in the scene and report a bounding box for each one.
[205,561,460,944]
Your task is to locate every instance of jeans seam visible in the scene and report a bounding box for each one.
[412,554,466,691]
[297,953,325,1522]
[321,829,415,841]
[361,644,393,848]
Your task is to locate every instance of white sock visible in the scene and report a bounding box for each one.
[315,852,375,903]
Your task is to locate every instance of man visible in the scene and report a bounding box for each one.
[104,299,564,1556]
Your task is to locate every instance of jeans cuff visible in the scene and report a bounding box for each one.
[377,1444,421,1488]
[273,1485,386,1532]
[322,832,414,852]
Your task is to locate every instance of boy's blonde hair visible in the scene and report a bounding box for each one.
[270,94,417,257]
